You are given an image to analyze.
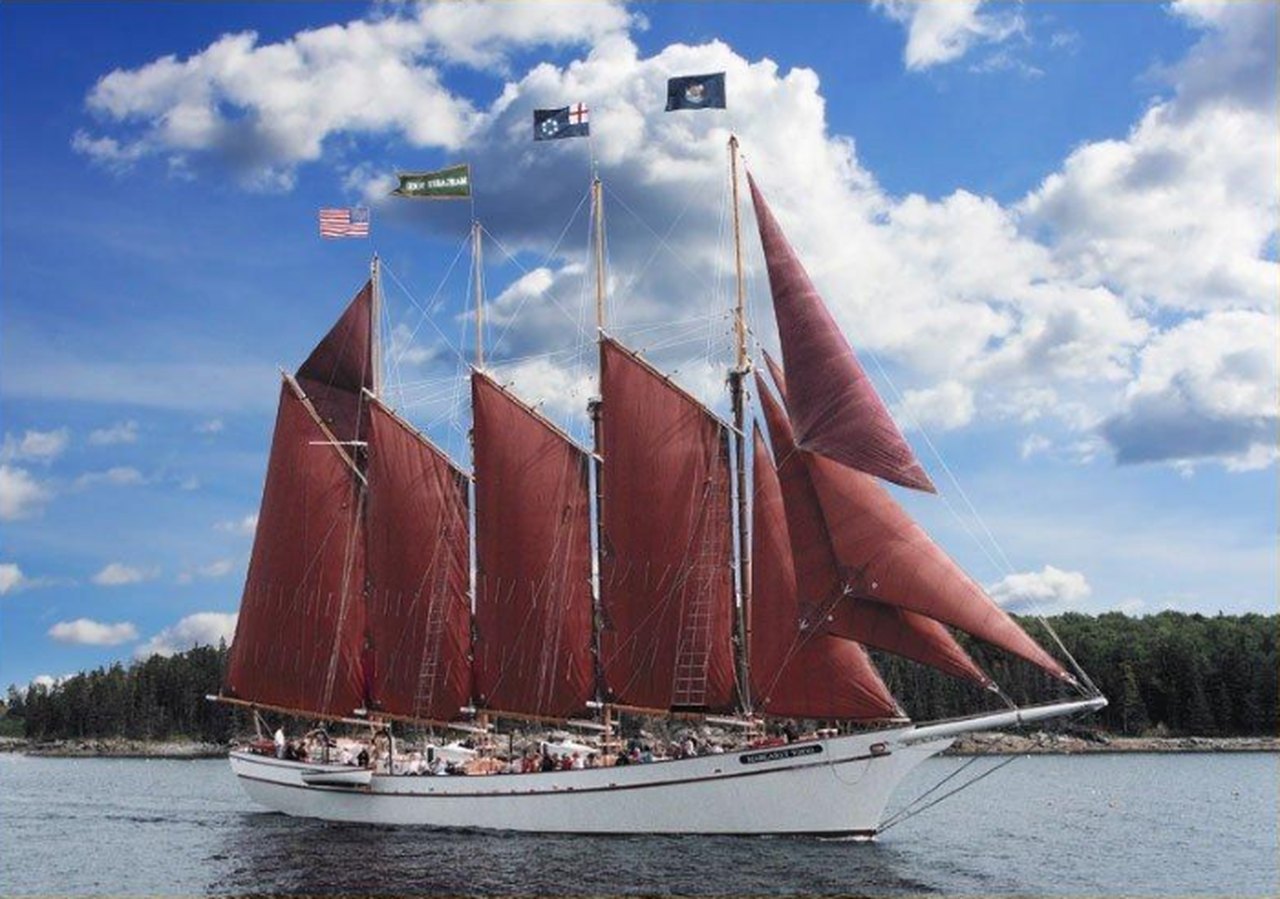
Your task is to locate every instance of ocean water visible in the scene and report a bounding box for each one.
[0,751,1274,896]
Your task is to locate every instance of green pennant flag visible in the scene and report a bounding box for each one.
[392,164,471,199]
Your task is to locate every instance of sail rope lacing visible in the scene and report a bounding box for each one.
[877,707,1095,833]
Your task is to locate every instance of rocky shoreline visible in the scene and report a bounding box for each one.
[945,731,1280,755]
[3,732,1276,759]
[0,736,227,759]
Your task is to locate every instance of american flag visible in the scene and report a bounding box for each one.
[319,207,370,238]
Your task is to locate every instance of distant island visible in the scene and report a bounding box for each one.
[3,611,1275,755]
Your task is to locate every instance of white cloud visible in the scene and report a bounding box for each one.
[873,0,1024,70]
[75,466,146,488]
[74,1,632,188]
[0,465,52,520]
[0,563,27,595]
[198,559,236,579]
[195,418,224,434]
[31,674,74,689]
[91,562,158,587]
[71,2,1277,476]
[87,420,139,445]
[0,428,70,464]
[1101,309,1278,469]
[989,565,1092,612]
[215,513,258,537]
[1019,433,1052,461]
[48,618,139,646]
[896,380,975,432]
[134,611,238,659]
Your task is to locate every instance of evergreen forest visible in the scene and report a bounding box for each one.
[4,611,1276,743]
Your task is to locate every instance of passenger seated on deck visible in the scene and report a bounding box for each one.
[357,748,370,768]
[571,752,584,770]
[614,751,630,766]
[273,727,286,759]
[540,753,557,773]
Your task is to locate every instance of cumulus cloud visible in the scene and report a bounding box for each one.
[989,565,1091,612]
[74,1,632,189]
[1101,310,1278,469]
[49,618,139,646]
[0,465,52,520]
[873,0,1024,70]
[91,562,158,586]
[72,1,1277,474]
[1,428,70,463]
[896,381,975,432]
[134,611,238,658]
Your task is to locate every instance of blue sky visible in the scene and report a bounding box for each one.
[1,1,1276,690]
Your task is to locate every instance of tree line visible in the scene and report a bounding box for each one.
[3,611,1276,742]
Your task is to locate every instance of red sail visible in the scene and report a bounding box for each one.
[363,400,472,722]
[748,174,935,493]
[472,372,595,719]
[225,382,368,718]
[598,338,736,711]
[750,425,902,720]
[806,451,1072,681]
[296,281,374,443]
[756,367,991,686]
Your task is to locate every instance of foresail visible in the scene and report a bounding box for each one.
[224,382,368,719]
[598,338,736,712]
[364,399,472,722]
[756,369,992,686]
[750,425,903,720]
[748,175,936,493]
[472,372,595,719]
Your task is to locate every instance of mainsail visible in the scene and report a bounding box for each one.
[750,425,902,720]
[756,365,991,686]
[747,174,935,493]
[472,371,596,719]
[363,399,471,722]
[597,338,736,711]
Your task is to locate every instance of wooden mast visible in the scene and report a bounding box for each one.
[727,135,753,715]
[370,254,382,397]
[472,220,485,369]
[588,175,613,749]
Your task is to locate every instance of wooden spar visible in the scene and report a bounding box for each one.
[370,254,382,397]
[728,135,753,715]
[206,694,378,730]
[472,220,485,369]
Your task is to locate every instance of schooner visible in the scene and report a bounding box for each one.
[213,139,1106,836]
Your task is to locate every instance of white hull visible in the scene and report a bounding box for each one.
[229,698,1105,835]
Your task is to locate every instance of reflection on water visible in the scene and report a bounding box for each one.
[210,811,938,896]
[1,753,1275,896]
